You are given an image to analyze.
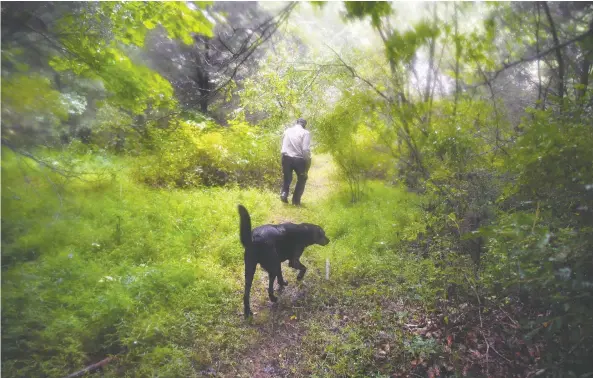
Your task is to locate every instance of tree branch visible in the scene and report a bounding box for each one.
[542,2,564,99]
[1,138,98,181]
[64,356,115,378]
[325,44,393,104]
[470,28,593,89]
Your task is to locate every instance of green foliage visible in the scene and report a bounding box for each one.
[386,21,440,65]
[50,48,176,115]
[240,41,327,129]
[510,107,593,205]
[98,2,213,46]
[1,74,69,143]
[1,148,274,377]
[86,104,136,151]
[132,119,280,189]
[1,1,215,153]
[478,104,593,374]
[316,91,393,201]
[49,2,212,113]
[343,2,392,29]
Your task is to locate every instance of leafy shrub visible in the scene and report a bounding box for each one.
[132,119,280,189]
[316,92,394,202]
[478,105,593,375]
[1,73,70,145]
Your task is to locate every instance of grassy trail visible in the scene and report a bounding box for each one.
[267,153,337,223]
[223,154,338,378]
[209,153,433,378]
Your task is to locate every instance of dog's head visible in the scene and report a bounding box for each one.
[312,225,330,246]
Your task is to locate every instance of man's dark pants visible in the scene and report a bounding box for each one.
[281,154,310,205]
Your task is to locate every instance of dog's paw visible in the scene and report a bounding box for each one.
[244,311,254,319]
[280,280,289,286]
[269,295,278,303]
[296,275,305,281]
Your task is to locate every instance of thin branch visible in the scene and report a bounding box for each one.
[325,44,393,104]
[301,69,321,93]
[148,2,296,122]
[1,139,97,181]
[472,28,593,89]
[535,3,543,104]
[64,356,115,378]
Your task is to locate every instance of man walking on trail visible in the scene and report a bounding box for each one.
[280,118,311,206]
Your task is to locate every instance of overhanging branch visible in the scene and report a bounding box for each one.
[325,44,393,104]
[473,28,593,88]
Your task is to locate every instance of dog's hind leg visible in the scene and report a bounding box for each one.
[268,272,278,302]
[260,245,284,302]
[244,256,256,318]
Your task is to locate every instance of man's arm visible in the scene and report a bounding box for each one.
[302,131,311,161]
[281,130,287,153]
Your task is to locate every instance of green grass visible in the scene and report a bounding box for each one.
[247,182,445,377]
[2,149,437,377]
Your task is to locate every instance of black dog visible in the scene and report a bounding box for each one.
[238,204,330,318]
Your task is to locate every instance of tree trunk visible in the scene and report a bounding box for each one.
[195,36,211,114]
[453,2,461,116]
[543,2,564,100]
[424,3,437,104]
[577,20,593,100]
[535,3,543,105]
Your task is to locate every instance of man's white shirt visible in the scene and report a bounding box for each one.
[281,124,311,160]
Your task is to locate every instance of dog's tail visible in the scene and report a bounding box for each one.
[238,204,252,248]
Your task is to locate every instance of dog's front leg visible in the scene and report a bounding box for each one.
[290,258,307,281]
[277,265,288,287]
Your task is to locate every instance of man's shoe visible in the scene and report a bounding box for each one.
[280,193,288,203]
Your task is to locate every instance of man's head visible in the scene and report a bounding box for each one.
[296,118,307,128]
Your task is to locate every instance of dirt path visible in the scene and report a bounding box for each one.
[227,154,337,378]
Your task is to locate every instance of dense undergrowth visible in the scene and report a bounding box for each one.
[131,119,280,189]
[1,148,273,377]
[1,148,431,377]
